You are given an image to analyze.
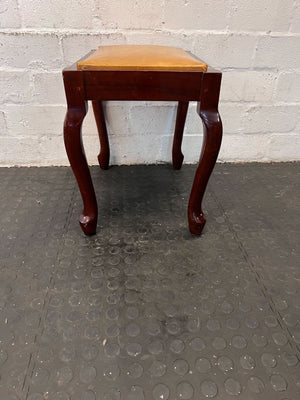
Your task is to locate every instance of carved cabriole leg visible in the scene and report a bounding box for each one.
[172,101,189,170]
[188,72,223,235]
[63,71,98,235]
[92,101,110,169]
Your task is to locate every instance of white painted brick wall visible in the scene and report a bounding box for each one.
[62,33,127,66]
[164,0,229,30]
[254,35,300,70]
[0,0,299,166]
[276,73,300,102]
[193,33,258,69]
[228,0,295,32]
[0,111,6,132]
[3,105,66,137]
[19,0,96,29]
[220,71,277,103]
[0,70,33,103]
[0,32,62,69]
[0,0,20,28]
[32,72,66,104]
[97,0,165,29]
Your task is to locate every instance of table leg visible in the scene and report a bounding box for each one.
[63,71,98,235]
[92,100,110,170]
[188,73,222,235]
[172,101,189,170]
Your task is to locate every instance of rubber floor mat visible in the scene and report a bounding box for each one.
[0,164,299,400]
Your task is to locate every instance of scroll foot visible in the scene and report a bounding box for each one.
[79,213,97,235]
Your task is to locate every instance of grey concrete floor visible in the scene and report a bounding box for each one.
[0,163,299,400]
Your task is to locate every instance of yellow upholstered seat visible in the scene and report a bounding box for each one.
[77,45,207,72]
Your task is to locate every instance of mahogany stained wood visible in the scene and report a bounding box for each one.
[92,101,110,169]
[63,71,98,235]
[63,49,222,236]
[188,73,223,234]
[83,71,203,101]
[172,101,189,170]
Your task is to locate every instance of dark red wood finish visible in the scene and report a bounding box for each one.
[172,101,189,170]
[188,71,223,234]
[92,101,110,169]
[63,57,222,236]
[83,70,203,101]
[63,71,98,235]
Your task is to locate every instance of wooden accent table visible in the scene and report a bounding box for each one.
[63,45,222,235]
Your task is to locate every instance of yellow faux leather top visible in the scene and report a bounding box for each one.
[77,45,207,72]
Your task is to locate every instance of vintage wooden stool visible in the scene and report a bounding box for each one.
[63,45,222,235]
